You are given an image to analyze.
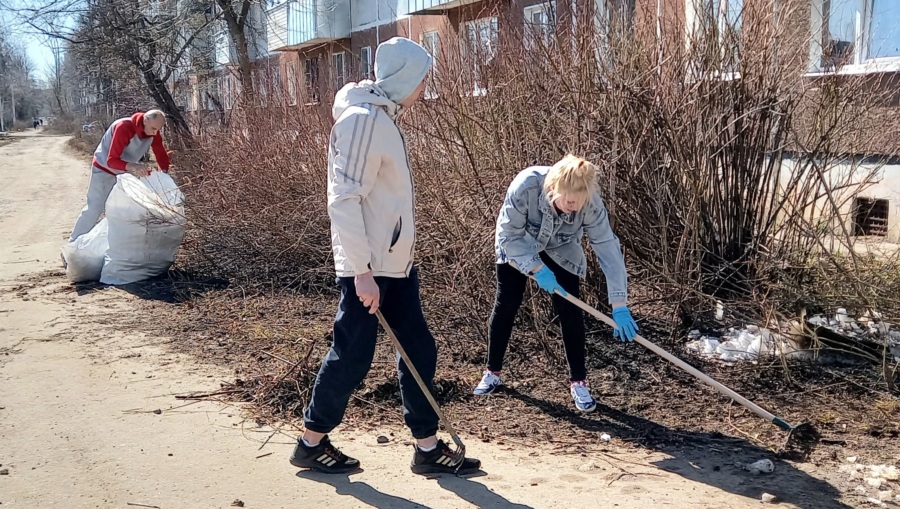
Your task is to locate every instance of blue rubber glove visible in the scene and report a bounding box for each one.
[612,306,638,342]
[533,266,567,296]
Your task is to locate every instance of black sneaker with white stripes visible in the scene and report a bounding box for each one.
[289,435,360,474]
[410,439,481,475]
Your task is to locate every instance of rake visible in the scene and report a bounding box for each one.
[558,292,821,452]
[375,310,467,472]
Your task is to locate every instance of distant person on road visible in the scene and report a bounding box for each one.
[67,110,170,243]
[33,119,39,129]
[289,37,481,476]
[472,155,639,413]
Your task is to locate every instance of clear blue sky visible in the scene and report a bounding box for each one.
[24,34,55,82]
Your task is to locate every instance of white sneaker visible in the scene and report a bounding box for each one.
[473,370,502,395]
[570,381,596,412]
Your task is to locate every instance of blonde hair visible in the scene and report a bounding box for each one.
[543,154,598,208]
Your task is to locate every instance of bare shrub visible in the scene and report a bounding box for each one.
[179,2,900,385]
[45,115,82,135]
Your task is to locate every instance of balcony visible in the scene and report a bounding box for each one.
[267,0,350,52]
[408,0,480,14]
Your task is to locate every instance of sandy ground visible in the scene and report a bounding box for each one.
[0,132,858,508]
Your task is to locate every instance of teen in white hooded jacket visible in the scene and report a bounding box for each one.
[289,37,481,476]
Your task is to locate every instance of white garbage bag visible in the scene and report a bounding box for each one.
[61,219,109,283]
[100,172,186,285]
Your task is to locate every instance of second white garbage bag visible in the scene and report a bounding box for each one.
[100,172,186,285]
[62,218,109,283]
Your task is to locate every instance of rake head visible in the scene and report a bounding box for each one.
[784,421,821,455]
[449,434,466,474]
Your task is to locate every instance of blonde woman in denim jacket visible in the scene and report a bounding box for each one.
[473,155,638,412]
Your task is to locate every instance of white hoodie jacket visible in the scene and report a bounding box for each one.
[328,81,416,278]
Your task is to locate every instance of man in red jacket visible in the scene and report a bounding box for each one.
[68,109,171,242]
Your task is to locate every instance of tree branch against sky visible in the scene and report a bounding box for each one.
[2,0,263,134]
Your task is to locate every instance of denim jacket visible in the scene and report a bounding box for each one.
[495,166,628,304]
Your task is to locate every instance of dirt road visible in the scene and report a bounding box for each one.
[0,132,854,508]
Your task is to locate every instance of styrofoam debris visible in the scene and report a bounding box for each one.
[848,456,859,463]
[761,493,778,504]
[841,465,865,480]
[690,308,898,364]
[866,477,884,489]
[578,460,599,472]
[836,308,849,323]
[600,433,611,442]
[870,465,900,482]
[809,316,828,327]
[741,459,775,475]
[750,459,775,473]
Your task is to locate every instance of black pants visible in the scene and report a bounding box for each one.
[487,253,586,381]
[303,266,439,439]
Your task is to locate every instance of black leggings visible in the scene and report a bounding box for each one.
[486,253,586,381]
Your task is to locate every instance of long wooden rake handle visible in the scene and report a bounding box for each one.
[559,292,794,431]
[375,310,467,464]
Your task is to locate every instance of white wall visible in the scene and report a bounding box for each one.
[267,3,289,52]
[779,156,900,243]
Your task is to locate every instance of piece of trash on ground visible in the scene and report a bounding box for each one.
[761,493,778,503]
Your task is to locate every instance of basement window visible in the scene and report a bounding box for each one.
[853,197,889,236]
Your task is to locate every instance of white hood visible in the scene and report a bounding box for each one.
[332,81,401,121]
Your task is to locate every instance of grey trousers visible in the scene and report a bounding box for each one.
[69,167,118,242]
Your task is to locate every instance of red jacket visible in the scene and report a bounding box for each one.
[92,112,170,175]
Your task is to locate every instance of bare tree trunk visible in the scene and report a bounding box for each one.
[216,0,254,98]
[139,65,191,138]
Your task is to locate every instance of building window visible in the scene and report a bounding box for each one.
[686,0,744,75]
[253,71,268,108]
[191,83,200,111]
[287,61,298,105]
[524,1,557,50]
[206,78,220,111]
[226,74,241,109]
[814,0,900,72]
[305,57,320,103]
[271,66,282,102]
[332,51,346,91]
[593,0,637,62]
[359,46,373,80]
[607,0,636,31]
[853,197,889,236]
[421,31,439,99]
[464,17,499,95]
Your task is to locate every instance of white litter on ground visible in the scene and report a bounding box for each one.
[686,327,804,363]
[578,460,599,472]
[686,306,900,363]
[839,458,900,502]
